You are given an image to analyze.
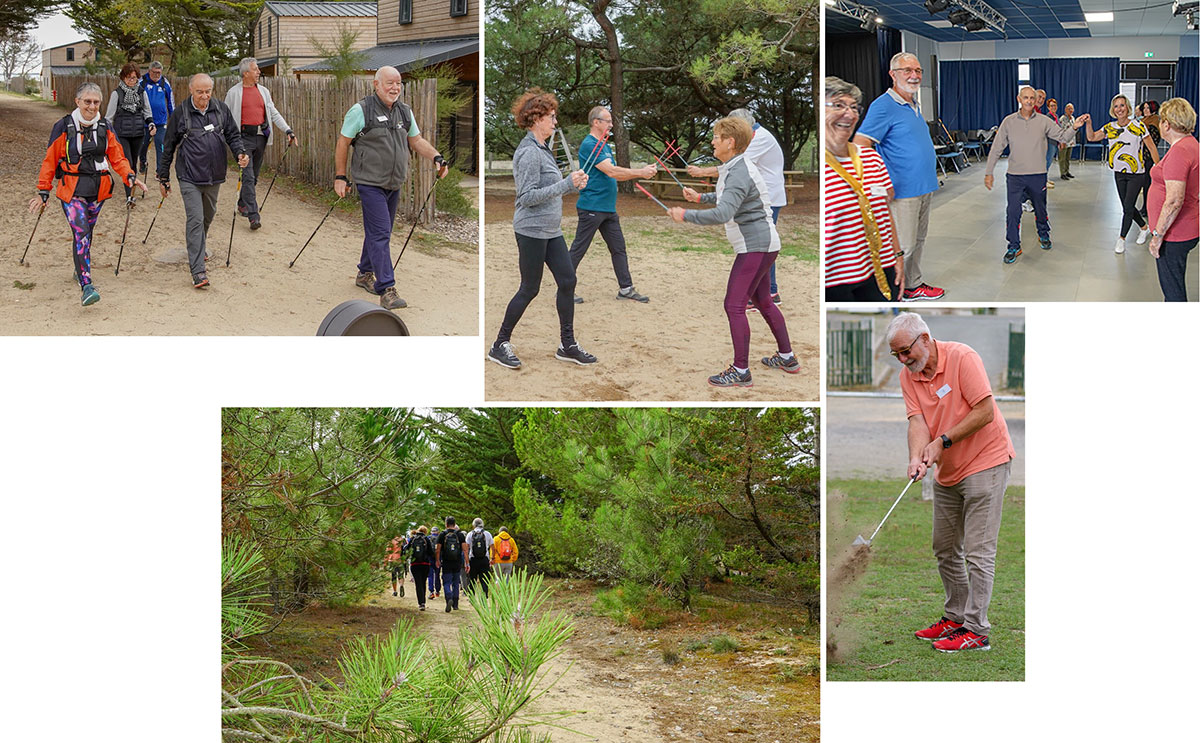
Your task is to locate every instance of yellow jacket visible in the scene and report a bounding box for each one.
[492,531,518,564]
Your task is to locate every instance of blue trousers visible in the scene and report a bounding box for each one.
[1005,173,1050,250]
[427,562,441,594]
[442,569,462,605]
[356,184,399,293]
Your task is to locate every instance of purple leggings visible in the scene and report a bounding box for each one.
[725,251,790,369]
[62,198,103,288]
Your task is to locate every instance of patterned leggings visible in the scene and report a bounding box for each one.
[62,198,103,288]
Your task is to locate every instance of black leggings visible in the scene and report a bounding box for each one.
[1114,171,1148,238]
[117,134,144,198]
[496,233,576,348]
[410,564,430,606]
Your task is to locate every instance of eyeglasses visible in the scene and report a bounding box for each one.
[890,335,924,359]
[893,66,923,75]
[825,101,862,115]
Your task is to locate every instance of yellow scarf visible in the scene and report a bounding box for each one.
[825,143,891,299]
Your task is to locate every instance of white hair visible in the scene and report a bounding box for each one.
[149,61,164,71]
[75,82,101,99]
[375,66,401,82]
[472,517,483,528]
[885,312,931,345]
[239,58,257,75]
[890,52,919,70]
[728,108,756,126]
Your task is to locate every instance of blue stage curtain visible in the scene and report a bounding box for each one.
[938,59,1019,131]
[876,26,901,93]
[828,33,885,108]
[1030,57,1119,129]
[1175,57,1198,133]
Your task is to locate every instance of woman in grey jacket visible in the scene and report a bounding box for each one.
[488,89,594,369]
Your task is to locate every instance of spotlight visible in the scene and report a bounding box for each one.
[948,8,973,25]
[924,0,950,13]
[964,17,987,31]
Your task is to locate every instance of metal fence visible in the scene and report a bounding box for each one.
[827,320,874,388]
[1007,323,1025,392]
[52,74,440,222]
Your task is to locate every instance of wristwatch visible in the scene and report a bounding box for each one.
[1150,229,1161,239]
[941,434,952,449]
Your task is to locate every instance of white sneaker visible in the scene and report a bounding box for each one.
[1114,237,1126,254]
[1022,201,1034,213]
[1136,227,1151,245]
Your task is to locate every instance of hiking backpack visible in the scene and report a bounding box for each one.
[496,536,513,560]
[443,530,463,561]
[409,534,430,563]
[470,529,489,559]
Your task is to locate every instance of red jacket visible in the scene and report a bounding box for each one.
[37,116,134,203]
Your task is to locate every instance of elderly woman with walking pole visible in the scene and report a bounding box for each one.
[30,82,147,306]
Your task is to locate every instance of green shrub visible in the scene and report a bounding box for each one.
[433,166,477,219]
[662,649,680,665]
[710,634,739,654]
[593,581,674,629]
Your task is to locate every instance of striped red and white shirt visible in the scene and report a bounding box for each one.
[824,147,898,288]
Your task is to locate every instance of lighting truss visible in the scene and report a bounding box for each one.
[948,0,1007,36]
[827,0,883,29]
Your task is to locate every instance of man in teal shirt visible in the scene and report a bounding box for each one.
[568,106,656,303]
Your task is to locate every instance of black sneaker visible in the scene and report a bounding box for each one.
[1003,247,1022,265]
[573,294,583,304]
[761,352,800,374]
[488,341,521,369]
[708,365,752,388]
[419,605,425,611]
[556,343,598,365]
[192,271,210,289]
[617,287,649,302]
[250,218,261,230]
[1039,236,1052,251]
[445,602,452,613]
[393,591,397,597]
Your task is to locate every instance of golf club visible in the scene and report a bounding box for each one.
[115,196,134,276]
[258,139,292,212]
[392,177,439,271]
[853,478,917,547]
[226,167,244,267]
[21,200,47,265]
[142,193,166,244]
[289,192,345,268]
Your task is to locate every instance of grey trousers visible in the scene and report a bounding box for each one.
[179,180,220,277]
[238,133,267,221]
[931,460,1010,637]
[497,563,514,579]
[891,192,932,288]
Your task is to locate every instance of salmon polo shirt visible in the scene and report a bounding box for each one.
[900,340,1015,487]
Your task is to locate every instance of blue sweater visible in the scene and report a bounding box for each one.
[141,73,174,126]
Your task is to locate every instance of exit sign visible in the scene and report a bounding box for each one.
[1145,51,1154,57]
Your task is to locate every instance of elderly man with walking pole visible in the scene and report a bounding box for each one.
[224,57,297,231]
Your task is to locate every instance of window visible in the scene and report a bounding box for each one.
[258,22,262,49]
[66,47,74,61]
[268,18,273,47]
[450,0,468,17]
[399,0,412,24]
[1017,62,1030,82]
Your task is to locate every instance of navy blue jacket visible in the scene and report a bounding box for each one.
[157,97,245,186]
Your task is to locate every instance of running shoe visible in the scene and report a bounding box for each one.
[192,271,210,289]
[902,283,945,301]
[771,292,782,305]
[932,627,990,653]
[488,341,522,369]
[761,352,800,374]
[616,287,649,302]
[355,271,379,295]
[1003,247,1021,264]
[81,285,100,307]
[1136,227,1151,245]
[573,294,583,304]
[1022,201,1033,213]
[1039,236,1052,251]
[914,616,963,640]
[250,218,262,230]
[380,287,407,309]
[747,300,758,313]
[556,343,598,365]
[1114,237,1126,254]
[393,591,397,596]
[708,366,753,388]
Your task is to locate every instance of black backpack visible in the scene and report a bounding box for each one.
[470,529,488,559]
[408,534,430,562]
[442,530,462,561]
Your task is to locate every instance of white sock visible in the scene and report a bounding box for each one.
[778,351,794,361]
[735,366,749,375]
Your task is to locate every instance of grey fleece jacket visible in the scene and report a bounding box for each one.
[985,110,1076,177]
[683,154,780,254]
[512,130,579,239]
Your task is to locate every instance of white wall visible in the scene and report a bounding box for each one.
[936,34,1197,62]
[902,30,938,114]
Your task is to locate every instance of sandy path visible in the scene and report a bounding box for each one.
[483,218,820,402]
[0,93,477,336]
[379,584,660,742]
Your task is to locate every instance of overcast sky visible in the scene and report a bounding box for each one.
[32,11,84,74]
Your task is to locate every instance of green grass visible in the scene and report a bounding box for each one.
[827,478,1025,682]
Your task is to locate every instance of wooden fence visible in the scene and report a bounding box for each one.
[52,74,440,222]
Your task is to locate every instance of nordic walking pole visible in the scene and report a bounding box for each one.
[20,200,47,265]
[853,478,917,547]
[579,129,612,172]
[258,139,292,212]
[142,193,166,244]
[392,178,440,271]
[634,182,671,212]
[115,196,134,276]
[226,166,244,267]
[289,193,345,268]
[650,151,688,191]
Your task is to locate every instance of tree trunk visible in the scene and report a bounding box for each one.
[588,1,631,174]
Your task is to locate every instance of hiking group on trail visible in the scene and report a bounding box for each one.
[486,88,803,389]
[27,59,447,311]
[385,517,519,613]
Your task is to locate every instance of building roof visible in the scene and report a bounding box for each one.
[263,2,377,17]
[48,66,89,75]
[42,40,91,52]
[297,35,477,73]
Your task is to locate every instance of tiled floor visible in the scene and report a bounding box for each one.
[915,154,1197,302]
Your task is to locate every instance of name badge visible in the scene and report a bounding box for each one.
[376,115,389,122]
[203,123,215,132]
[936,383,951,399]
[869,185,887,198]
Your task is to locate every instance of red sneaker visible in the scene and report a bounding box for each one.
[902,283,945,301]
[914,616,963,640]
[932,627,990,653]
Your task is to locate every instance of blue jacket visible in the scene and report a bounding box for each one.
[141,73,174,126]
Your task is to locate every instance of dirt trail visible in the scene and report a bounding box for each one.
[0,93,477,335]
[379,584,661,742]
